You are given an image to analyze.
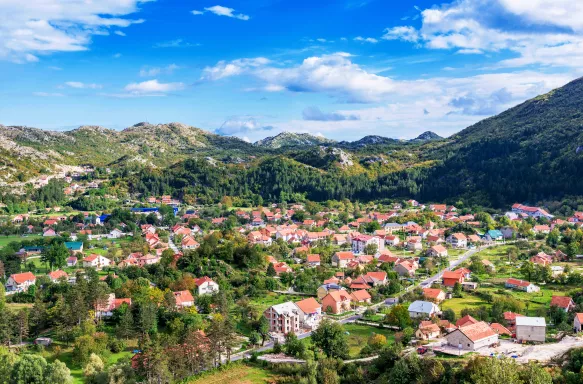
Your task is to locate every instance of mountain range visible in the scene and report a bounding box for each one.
[3,76,583,208]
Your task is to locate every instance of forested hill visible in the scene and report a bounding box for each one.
[4,77,583,208]
[127,77,583,208]
[417,76,583,206]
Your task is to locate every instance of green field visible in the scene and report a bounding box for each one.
[441,295,489,316]
[0,235,42,249]
[187,363,275,384]
[343,323,395,357]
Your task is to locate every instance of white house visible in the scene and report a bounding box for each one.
[446,233,467,248]
[408,300,440,318]
[294,297,322,330]
[351,235,384,254]
[194,276,219,295]
[83,254,112,270]
[574,313,583,333]
[5,272,36,292]
[445,321,498,351]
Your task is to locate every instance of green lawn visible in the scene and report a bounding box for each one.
[0,234,42,249]
[187,363,276,384]
[441,295,489,316]
[343,323,395,357]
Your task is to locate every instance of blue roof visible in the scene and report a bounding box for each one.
[487,230,503,237]
[64,241,83,251]
[99,214,111,222]
[131,207,159,213]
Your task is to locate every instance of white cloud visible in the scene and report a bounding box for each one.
[354,36,379,43]
[153,39,200,48]
[65,81,102,89]
[382,26,420,42]
[124,79,185,95]
[113,53,122,58]
[192,5,250,21]
[139,64,179,77]
[201,57,271,81]
[33,92,64,97]
[0,0,151,62]
[238,69,575,142]
[215,116,273,136]
[386,0,583,68]
[114,31,127,37]
[48,66,62,71]
[203,53,435,103]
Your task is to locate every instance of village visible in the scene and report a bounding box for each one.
[3,179,583,377]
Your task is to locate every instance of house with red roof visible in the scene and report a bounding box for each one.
[5,272,36,292]
[48,270,68,283]
[295,297,322,330]
[350,289,372,304]
[446,233,467,248]
[173,290,195,309]
[445,321,498,351]
[394,259,418,276]
[530,252,553,266]
[351,234,384,254]
[505,278,540,293]
[416,321,441,340]
[306,254,321,267]
[331,251,356,268]
[83,254,111,270]
[322,290,352,314]
[423,288,446,303]
[511,204,553,220]
[427,245,448,257]
[95,293,131,318]
[574,313,583,332]
[490,323,512,336]
[194,276,219,295]
[385,235,400,246]
[551,296,575,312]
[442,270,465,287]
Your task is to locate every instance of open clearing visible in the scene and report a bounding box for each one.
[187,364,275,384]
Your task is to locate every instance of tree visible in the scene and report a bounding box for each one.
[266,263,276,277]
[518,361,552,384]
[284,332,306,358]
[468,356,523,384]
[453,282,463,298]
[364,243,378,255]
[41,242,69,271]
[116,306,134,340]
[311,319,349,359]
[258,316,270,346]
[385,304,412,329]
[16,310,29,344]
[546,229,560,247]
[249,332,260,347]
[10,354,48,384]
[83,353,104,378]
[44,360,73,384]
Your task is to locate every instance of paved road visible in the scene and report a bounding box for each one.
[418,243,499,288]
[168,238,179,253]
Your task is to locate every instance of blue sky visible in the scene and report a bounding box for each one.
[0,0,581,141]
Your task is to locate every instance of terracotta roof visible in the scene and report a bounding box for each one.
[48,270,68,280]
[506,278,532,287]
[327,290,351,302]
[442,270,464,280]
[365,271,387,281]
[423,288,444,299]
[419,323,441,334]
[490,323,512,336]
[10,272,36,284]
[335,251,355,260]
[503,311,524,321]
[458,321,496,342]
[295,297,321,314]
[350,289,372,302]
[307,254,321,263]
[576,313,583,324]
[456,314,478,328]
[430,245,447,253]
[194,276,215,286]
[173,290,194,306]
[551,296,574,309]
